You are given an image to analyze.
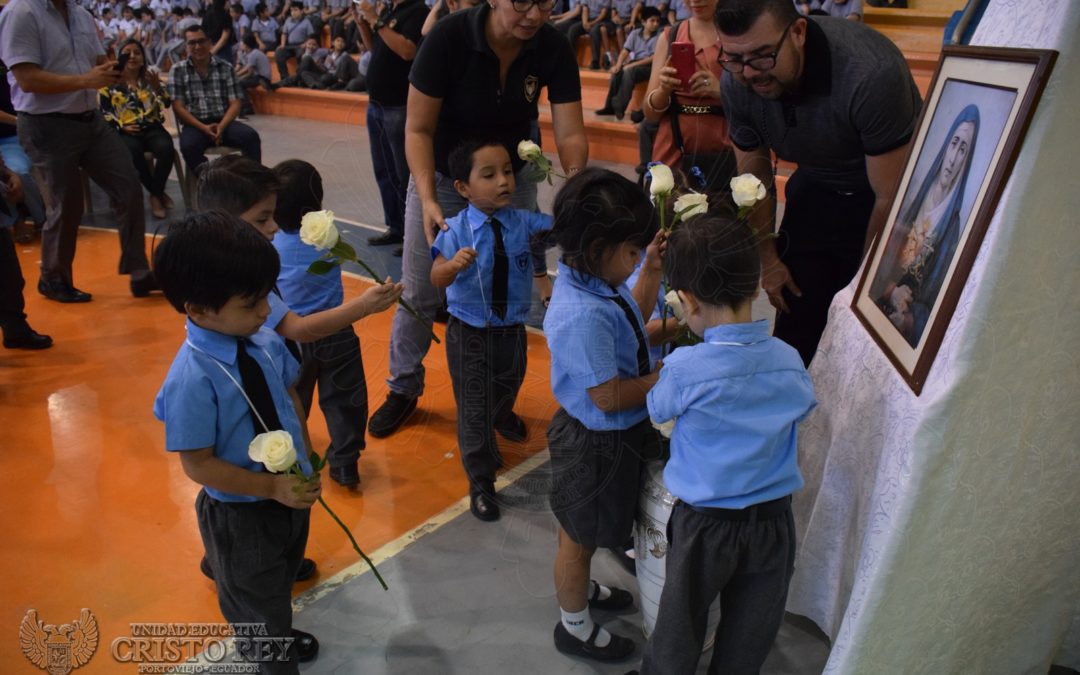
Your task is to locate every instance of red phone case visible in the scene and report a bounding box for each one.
[670,41,696,89]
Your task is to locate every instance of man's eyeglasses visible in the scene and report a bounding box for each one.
[511,0,557,13]
[186,38,210,46]
[717,20,796,74]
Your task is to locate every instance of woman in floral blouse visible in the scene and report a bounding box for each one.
[99,40,176,219]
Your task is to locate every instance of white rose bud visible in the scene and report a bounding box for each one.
[299,209,340,251]
[730,173,767,208]
[248,430,298,473]
[673,192,708,220]
[664,289,687,325]
[652,417,675,439]
[648,164,675,196]
[517,140,543,162]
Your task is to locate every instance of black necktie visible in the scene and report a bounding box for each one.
[236,339,283,434]
[490,217,508,320]
[609,294,652,377]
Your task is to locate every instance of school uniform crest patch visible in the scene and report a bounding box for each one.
[515,252,530,273]
[523,76,539,103]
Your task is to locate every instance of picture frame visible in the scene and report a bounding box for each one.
[851,46,1057,394]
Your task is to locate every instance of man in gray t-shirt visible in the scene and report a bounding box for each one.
[715,0,920,365]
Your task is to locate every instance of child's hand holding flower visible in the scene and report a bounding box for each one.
[643,229,667,274]
[358,277,404,316]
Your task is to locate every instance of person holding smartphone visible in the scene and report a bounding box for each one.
[641,0,735,194]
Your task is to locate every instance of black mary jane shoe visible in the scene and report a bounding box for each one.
[588,581,635,612]
[290,629,319,663]
[553,622,635,662]
[470,491,501,522]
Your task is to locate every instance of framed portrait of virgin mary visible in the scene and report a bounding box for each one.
[852,46,1056,394]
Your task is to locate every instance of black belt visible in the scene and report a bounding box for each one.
[678,104,724,116]
[19,110,96,122]
[681,495,790,522]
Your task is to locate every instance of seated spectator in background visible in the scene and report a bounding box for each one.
[230,2,252,41]
[808,0,863,20]
[1,153,52,351]
[667,0,691,22]
[134,8,160,65]
[100,40,177,219]
[273,36,322,88]
[297,36,365,90]
[251,4,281,52]
[149,0,172,18]
[169,25,262,171]
[606,0,635,64]
[421,0,481,37]
[301,0,325,34]
[567,0,613,71]
[595,5,659,120]
[551,0,582,37]
[98,7,121,53]
[117,4,140,41]
[236,33,274,102]
[276,2,316,78]
[324,0,351,37]
[157,8,200,68]
[241,0,260,16]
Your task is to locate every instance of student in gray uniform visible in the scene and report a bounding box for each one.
[594,5,660,120]
[275,1,316,77]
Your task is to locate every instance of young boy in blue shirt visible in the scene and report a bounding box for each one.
[270,159,369,488]
[153,212,323,670]
[429,138,553,522]
[637,215,817,674]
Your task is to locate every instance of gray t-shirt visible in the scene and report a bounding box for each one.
[721,16,920,191]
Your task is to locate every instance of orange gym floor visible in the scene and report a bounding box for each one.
[0,229,557,669]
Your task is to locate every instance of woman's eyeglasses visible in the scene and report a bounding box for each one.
[510,0,557,13]
[717,20,795,74]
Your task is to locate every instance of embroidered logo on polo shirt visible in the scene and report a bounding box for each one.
[524,75,538,103]
[515,251,530,273]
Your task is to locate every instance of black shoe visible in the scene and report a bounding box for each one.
[588,582,634,611]
[3,323,53,350]
[630,110,645,124]
[470,491,500,522]
[392,245,403,257]
[130,270,158,297]
[553,622,635,662]
[290,629,319,663]
[589,62,600,70]
[330,462,360,487]
[368,392,417,438]
[494,413,527,443]
[595,106,615,116]
[368,231,403,246]
[614,110,625,121]
[38,279,91,303]
[200,556,317,583]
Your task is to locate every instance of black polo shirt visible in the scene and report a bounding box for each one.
[410,4,581,175]
[367,0,427,107]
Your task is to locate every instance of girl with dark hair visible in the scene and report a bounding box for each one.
[99,39,177,219]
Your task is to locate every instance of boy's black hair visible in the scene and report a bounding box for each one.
[242,32,258,49]
[154,210,281,314]
[446,138,509,184]
[196,156,280,215]
[272,159,324,233]
[171,6,185,16]
[664,214,759,311]
[290,1,304,10]
[550,168,657,277]
[715,0,798,35]
[639,5,660,21]
[255,2,268,12]
[230,2,244,13]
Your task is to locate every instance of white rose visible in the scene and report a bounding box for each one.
[651,417,675,439]
[299,210,340,250]
[673,192,708,220]
[517,140,543,162]
[648,164,675,196]
[248,430,298,473]
[730,173,766,208]
[664,289,687,325]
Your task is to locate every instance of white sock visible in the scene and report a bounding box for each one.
[589,580,613,601]
[561,607,611,647]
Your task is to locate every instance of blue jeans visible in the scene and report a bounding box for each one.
[0,136,32,175]
[366,102,408,237]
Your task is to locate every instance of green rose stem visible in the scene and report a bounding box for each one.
[656,193,673,351]
[289,457,389,591]
[309,239,441,344]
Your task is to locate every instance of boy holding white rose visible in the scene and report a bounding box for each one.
[153,212,323,671]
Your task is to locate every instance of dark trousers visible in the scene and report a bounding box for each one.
[566,20,609,66]
[444,317,527,494]
[298,54,360,90]
[294,326,367,468]
[639,119,659,169]
[17,111,149,286]
[606,63,651,115]
[0,227,27,328]
[117,124,175,198]
[366,101,408,237]
[179,120,262,173]
[774,169,875,365]
[274,44,305,78]
[196,490,309,674]
[640,499,796,675]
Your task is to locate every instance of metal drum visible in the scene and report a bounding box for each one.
[635,460,722,651]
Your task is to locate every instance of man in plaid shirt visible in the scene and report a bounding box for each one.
[168,24,262,172]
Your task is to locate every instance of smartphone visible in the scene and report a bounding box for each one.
[114,52,131,72]
[670,41,696,90]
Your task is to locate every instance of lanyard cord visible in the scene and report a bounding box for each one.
[185,339,276,435]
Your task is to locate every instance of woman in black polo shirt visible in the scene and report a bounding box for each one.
[368,0,586,439]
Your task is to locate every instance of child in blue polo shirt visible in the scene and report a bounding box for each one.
[153,211,323,669]
[637,215,816,675]
[543,168,665,663]
[430,138,553,523]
